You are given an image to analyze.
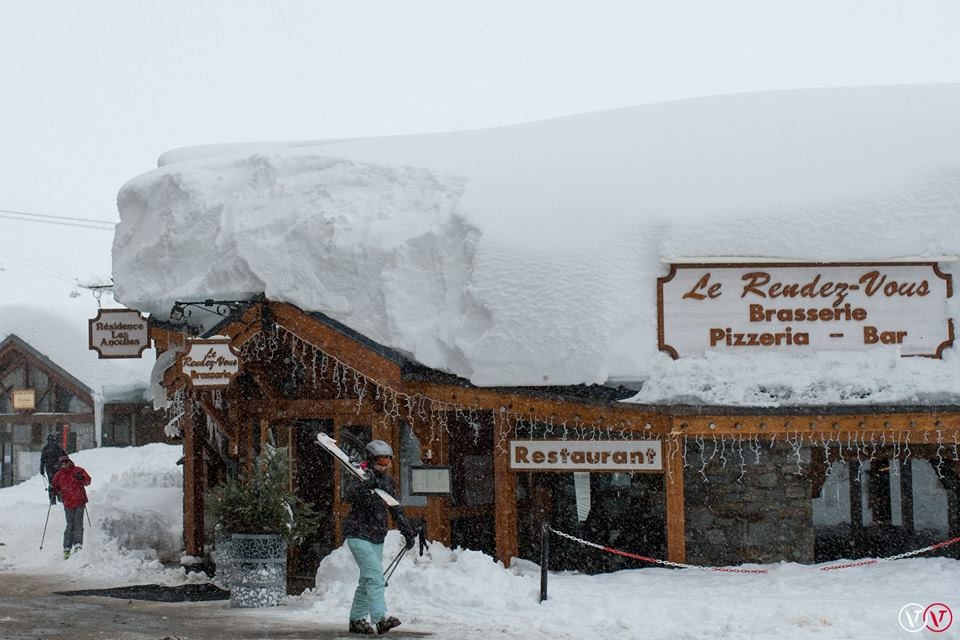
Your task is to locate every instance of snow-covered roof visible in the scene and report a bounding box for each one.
[0,303,154,396]
[113,84,960,405]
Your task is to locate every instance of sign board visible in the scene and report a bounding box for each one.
[88,308,150,358]
[12,389,35,411]
[408,466,452,495]
[180,339,241,388]
[658,263,953,358]
[510,440,663,472]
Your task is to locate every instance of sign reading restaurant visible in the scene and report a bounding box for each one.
[658,262,953,358]
[510,440,663,472]
[179,339,241,388]
[88,308,151,359]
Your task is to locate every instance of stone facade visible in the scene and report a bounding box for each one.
[684,443,813,565]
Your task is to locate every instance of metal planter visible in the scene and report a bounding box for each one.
[228,533,287,608]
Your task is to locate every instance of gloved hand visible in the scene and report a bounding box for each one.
[74,472,84,481]
[360,475,379,492]
[47,487,57,505]
[403,531,416,550]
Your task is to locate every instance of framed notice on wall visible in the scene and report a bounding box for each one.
[658,262,954,358]
[12,389,35,411]
[408,466,451,495]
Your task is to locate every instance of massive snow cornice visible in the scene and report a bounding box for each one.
[114,85,960,402]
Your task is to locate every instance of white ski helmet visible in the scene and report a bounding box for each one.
[365,439,394,459]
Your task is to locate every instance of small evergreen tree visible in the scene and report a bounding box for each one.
[206,447,320,545]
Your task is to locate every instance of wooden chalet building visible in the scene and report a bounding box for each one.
[0,333,96,487]
[153,299,960,590]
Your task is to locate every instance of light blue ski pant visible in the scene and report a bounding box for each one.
[347,538,387,623]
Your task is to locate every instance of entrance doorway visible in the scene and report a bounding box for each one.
[517,471,666,573]
[289,419,335,591]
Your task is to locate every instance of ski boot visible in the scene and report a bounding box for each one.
[348,619,375,635]
[63,549,70,560]
[376,616,402,634]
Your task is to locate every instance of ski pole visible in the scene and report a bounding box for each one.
[84,506,92,527]
[383,546,408,587]
[40,503,52,550]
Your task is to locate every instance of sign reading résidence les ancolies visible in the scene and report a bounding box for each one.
[658,263,954,358]
[88,309,151,359]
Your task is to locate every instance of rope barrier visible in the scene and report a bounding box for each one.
[545,526,960,577]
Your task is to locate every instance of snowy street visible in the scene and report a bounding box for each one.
[1,445,957,640]
[0,572,391,640]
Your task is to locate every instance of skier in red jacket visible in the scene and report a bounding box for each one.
[51,456,91,559]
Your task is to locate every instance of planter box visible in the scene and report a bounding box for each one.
[228,533,287,608]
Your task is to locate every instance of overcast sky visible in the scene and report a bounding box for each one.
[2,1,959,309]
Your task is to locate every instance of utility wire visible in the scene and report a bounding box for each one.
[0,207,116,226]
[0,213,114,231]
[0,246,80,283]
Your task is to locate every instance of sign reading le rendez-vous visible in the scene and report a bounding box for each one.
[88,308,150,359]
[180,339,241,388]
[658,263,954,358]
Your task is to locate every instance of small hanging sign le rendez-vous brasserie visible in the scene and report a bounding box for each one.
[179,338,241,388]
[510,440,663,472]
[88,308,151,359]
[658,262,954,358]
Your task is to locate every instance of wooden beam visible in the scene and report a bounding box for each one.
[670,413,960,440]
[665,436,686,564]
[182,394,204,557]
[197,394,237,447]
[3,413,93,424]
[493,411,518,566]
[270,302,403,388]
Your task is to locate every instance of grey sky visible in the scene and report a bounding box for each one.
[2,1,958,306]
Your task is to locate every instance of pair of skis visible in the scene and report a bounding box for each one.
[316,433,399,506]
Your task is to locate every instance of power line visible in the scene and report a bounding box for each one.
[0,207,116,226]
[0,212,114,231]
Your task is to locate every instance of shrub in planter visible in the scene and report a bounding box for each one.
[206,447,320,607]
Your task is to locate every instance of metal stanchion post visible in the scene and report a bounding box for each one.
[539,522,550,603]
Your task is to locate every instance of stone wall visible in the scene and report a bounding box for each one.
[684,443,813,565]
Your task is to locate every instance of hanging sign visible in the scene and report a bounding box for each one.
[658,262,954,358]
[180,339,241,387]
[88,308,150,358]
[12,389,35,411]
[510,440,663,472]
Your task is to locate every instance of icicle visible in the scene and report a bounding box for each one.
[736,435,746,483]
[718,434,727,469]
[696,435,709,482]
[935,430,945,479]
[682,435,689,469]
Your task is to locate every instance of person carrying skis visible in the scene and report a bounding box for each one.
[39,434,67,504]
[51,456,91,559]
[343,439,416,635]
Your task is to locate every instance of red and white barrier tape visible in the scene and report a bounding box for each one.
[548,527,960,574]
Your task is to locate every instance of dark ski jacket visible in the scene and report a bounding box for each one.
[342,468,414,544]
[40,441,67,480]
[52,462,91,510]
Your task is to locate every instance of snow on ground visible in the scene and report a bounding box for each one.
[2,444,957,638]
[113,84,960,405]
[0,443,194,585]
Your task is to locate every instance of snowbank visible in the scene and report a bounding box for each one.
[296,530,960,640]
[114,84,960,403]
[0,443,194,585]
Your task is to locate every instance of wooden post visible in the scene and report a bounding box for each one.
[666,435,686,564]
[182,393,204,557]
[493,411,518,566]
